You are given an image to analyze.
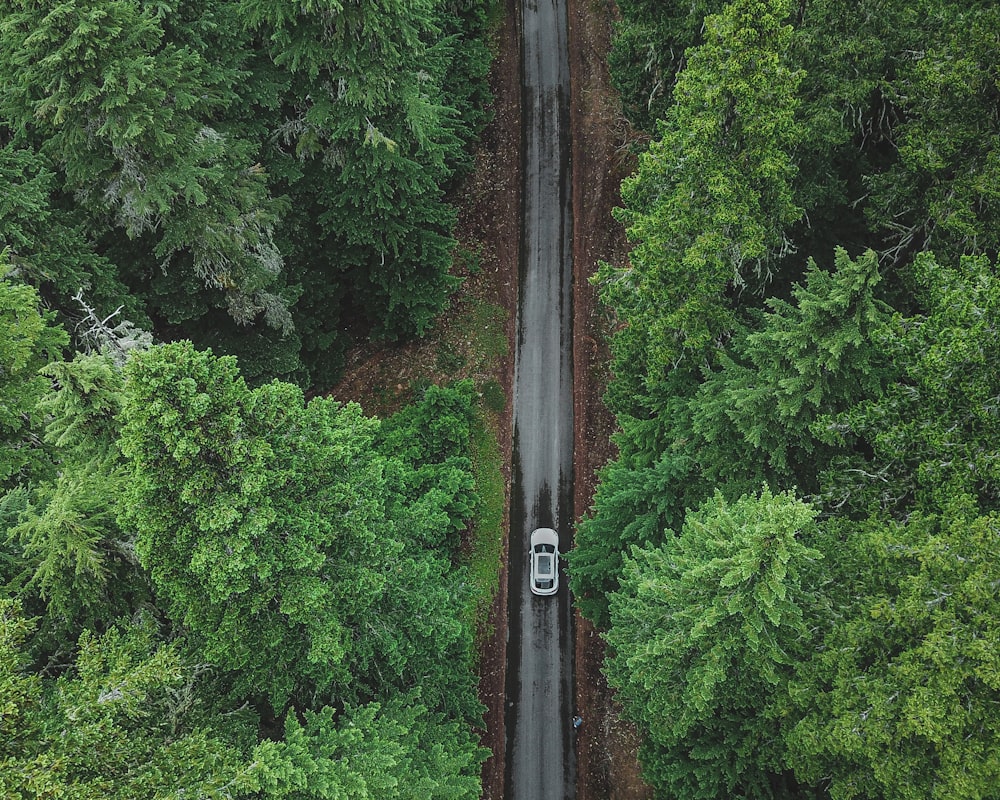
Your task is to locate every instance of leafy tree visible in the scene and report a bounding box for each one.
[0,275,68,488]
[788,501,1000,800]
[0,600,256,799]
[605,488,824,799]
[9,469,131,633]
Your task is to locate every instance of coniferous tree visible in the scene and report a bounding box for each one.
[692,248,894,493]
[9,353,149,643]
[118,342,392,706]
[0,276,68,488]
[0,0,289,327]
[0,600,257,799]
[253,694,486,800]
[788,502,1000,800]
[605,488,824,800]
[596,0,802,373]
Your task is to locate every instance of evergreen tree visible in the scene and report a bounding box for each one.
[0,600,256,799]
[823,251,1000,516]
[867,1,1000,263]
[118,341,391,706]
[253,694,486,799]
[608,0,725,131]
[596,0,802,373]
[0,0,289,327]
[0,144,128,313]
[118,343,484,718]
[605,488,824,799]
[0,275,68,488]
[788,502,1000,800]
[692,248,894,493]
[8,353,148,643]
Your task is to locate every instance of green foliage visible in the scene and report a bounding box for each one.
[588,2,1000,798]
[0,0,288,326]
[573,249,893,625]
[377,381,478,551]
[692,248,895,491]
[788,503,1000,800]
[589,250,1000,798]
[117,344,483,723]
[606,488,823,799]
[0,144,128,311]
[5,353,152,643]
[825,251,1000,514]
[608,0,725,131]
[233,0,481,352]
[10,470,128,629]
[0,276,69,488]
[597,0,802,370]
[253,695,485,799]
[569,444,693,628]
[118,342,389,706]
[867,2,1000,262]
[0,0,496,387]
[0,601,255,799]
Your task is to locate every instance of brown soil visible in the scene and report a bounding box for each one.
[331,1,652,797]
[567,2,653,799]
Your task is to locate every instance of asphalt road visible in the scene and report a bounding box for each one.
[504,0,575,796]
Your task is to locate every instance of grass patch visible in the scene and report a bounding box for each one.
[456,299,508,371]
[479,378,506,413]
[464,407,505,644]
[436,346,467,374]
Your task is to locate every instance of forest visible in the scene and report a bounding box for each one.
[569,0,1000,798]
[1,0,498,796]
[5,0,1000,798]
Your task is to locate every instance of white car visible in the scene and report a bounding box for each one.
[529,527,559,596]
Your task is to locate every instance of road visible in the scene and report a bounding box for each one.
[504,0,575,796]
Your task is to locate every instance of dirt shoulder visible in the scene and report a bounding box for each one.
[567,1,653,798]
[469,1,521,797]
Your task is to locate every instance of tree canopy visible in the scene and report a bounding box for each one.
[575,2,1000,798]
[0,3,498,792]
[0,0,496,386]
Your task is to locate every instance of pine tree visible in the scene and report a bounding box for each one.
[605,488,824,799]
[597,0,802,373]
[0,275,68,488]
[0,601,256,799]
[692,247,894,492]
